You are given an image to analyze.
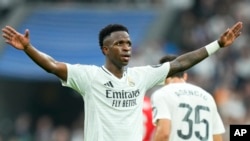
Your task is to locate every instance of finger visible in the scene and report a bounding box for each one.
[5,40,11,45]
[5,26,18,35]
[233,25,242,34]
[2,35,12,44]
[222,28,230,36]
[2,28,13,36]
[230,22,242,30]
[235,32,241,38]
[232,22,243,33]
[2,33,11,40]
[24,29,29,38]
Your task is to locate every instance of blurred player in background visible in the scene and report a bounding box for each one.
[151,54,225,141]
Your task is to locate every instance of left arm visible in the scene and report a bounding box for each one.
[168,21,243,77]
[153,119,171,141]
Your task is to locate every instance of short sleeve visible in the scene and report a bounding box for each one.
[151,90,172,125]
[61,63,96,96]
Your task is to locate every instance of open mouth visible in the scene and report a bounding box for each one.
[121,54,131,61]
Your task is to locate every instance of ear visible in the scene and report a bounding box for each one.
[102,46,109,55]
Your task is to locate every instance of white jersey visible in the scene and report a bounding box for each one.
[152,83,225,141]
[61,63,170,141]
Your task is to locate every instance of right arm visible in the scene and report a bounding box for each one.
[2,26,67,81]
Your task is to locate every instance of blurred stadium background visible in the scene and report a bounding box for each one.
[0,0,250,141]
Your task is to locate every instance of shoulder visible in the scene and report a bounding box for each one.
[186,83,216,101]
[127,63,170,76]
[152,85,172,99]
[128,62,170,70]
[67,63,100,70]
[66,63,101,75]
[191,83,213,97]
[160,83,181,92]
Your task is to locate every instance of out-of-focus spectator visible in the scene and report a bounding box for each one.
[34,115,54,141]
[51,126,70,141]
[235,46,250,83]
[14,113,33,141]
[0,0,24,21]
[71,113,84,141]
[214,86,246,141]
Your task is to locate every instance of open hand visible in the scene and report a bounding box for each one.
[218,22,243,47]
[2,26,30,50]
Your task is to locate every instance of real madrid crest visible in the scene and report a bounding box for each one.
[127,77,135,87]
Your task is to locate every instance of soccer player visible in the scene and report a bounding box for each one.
[1,22,242,141]
[151,54,225,141]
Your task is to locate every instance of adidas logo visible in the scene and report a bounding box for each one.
[104,81,114,88]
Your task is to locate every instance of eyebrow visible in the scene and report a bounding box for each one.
[113,39,132,45]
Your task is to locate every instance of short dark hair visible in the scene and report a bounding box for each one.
[159,54,185,78]
[98,24,129,48]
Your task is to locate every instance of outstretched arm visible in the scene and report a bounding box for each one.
[168,21,243,77]
[2,26,67,81]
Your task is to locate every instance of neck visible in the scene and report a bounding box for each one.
[165,77,186,85]
[104,65,124,78]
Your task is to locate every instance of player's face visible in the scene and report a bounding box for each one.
[104,31,132,67]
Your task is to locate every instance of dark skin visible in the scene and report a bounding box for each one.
[1,22,243,81]
[102,31,132,78]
